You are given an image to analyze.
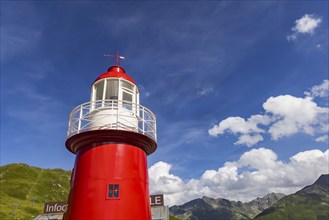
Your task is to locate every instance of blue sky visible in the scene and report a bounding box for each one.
[1,1,328,205]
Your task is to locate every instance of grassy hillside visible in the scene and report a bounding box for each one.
[255,174,329,220]
[169,214,181,220]
[255,193,328,220]
[0,163,71,220]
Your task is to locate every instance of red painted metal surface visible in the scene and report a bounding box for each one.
[94,66,136,84]
[64,143,151,220]
[66,130,157,155]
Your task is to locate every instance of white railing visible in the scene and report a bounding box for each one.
[67,100,157,142]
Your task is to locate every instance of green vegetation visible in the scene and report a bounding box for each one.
[169,214,181,220]
[255,175,329,220]
[0,163,71,220]
[255,194,329,220]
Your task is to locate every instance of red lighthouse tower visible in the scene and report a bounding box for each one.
[64,56,157,220]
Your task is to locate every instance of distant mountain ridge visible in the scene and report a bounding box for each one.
[170,193,285,220]
[170,174,329,220]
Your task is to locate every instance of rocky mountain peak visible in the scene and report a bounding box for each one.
[314,174,329,188]
[247,192,285,210]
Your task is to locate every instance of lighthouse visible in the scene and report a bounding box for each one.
[64,55,157,220]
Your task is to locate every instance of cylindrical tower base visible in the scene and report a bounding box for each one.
[64,143,151,220]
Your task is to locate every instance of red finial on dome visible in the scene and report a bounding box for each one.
[94,52,135,84]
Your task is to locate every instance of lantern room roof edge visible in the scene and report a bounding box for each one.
[93,66,136,85]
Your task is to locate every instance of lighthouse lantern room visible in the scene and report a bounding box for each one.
[89,67,140,132]
[64,55,157,220]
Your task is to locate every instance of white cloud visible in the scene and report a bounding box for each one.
[149,148,329,206]
[148,162,184,195]
[208,115,271,146]
[235,134,264,147]
[209,81,329,146]
[148,161,185,205]
[264,95,326,140]
[287,14,322,41]
[304,79,329,98]
[292,14,322,34]
[238,148,279,170]
[197,86,213,97]
[209,116,263,135]
[315,135,328,143]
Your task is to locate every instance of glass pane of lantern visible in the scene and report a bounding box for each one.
[95,81,104,100]
[122,92,133,102]
[121,80,134,92]
[123,92,133,110]
[105,79,119,100]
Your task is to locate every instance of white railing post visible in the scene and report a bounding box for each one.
[78,105,83,133]
[116,100,119,130]
[154,121,157,141]
[142,107,145,135]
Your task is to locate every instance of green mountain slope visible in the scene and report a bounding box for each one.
[169,193,285,220]
[255,174,329,220]
[0,163,71,220]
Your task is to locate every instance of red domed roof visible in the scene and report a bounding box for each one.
[93,66,136,84]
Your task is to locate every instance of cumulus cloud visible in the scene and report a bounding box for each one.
[209,80,329,146]
[149,148,329,206]
[208,115,271,146]
[148,161,184,195]
[315,135,328,143]
[287,14,322,41]
[304,79,329,98]
[235,134,264,147]
[264,95,327,140]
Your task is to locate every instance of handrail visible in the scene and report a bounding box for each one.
[67,100,157,142]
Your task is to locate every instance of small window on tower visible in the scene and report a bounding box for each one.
[107,184,120,199]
